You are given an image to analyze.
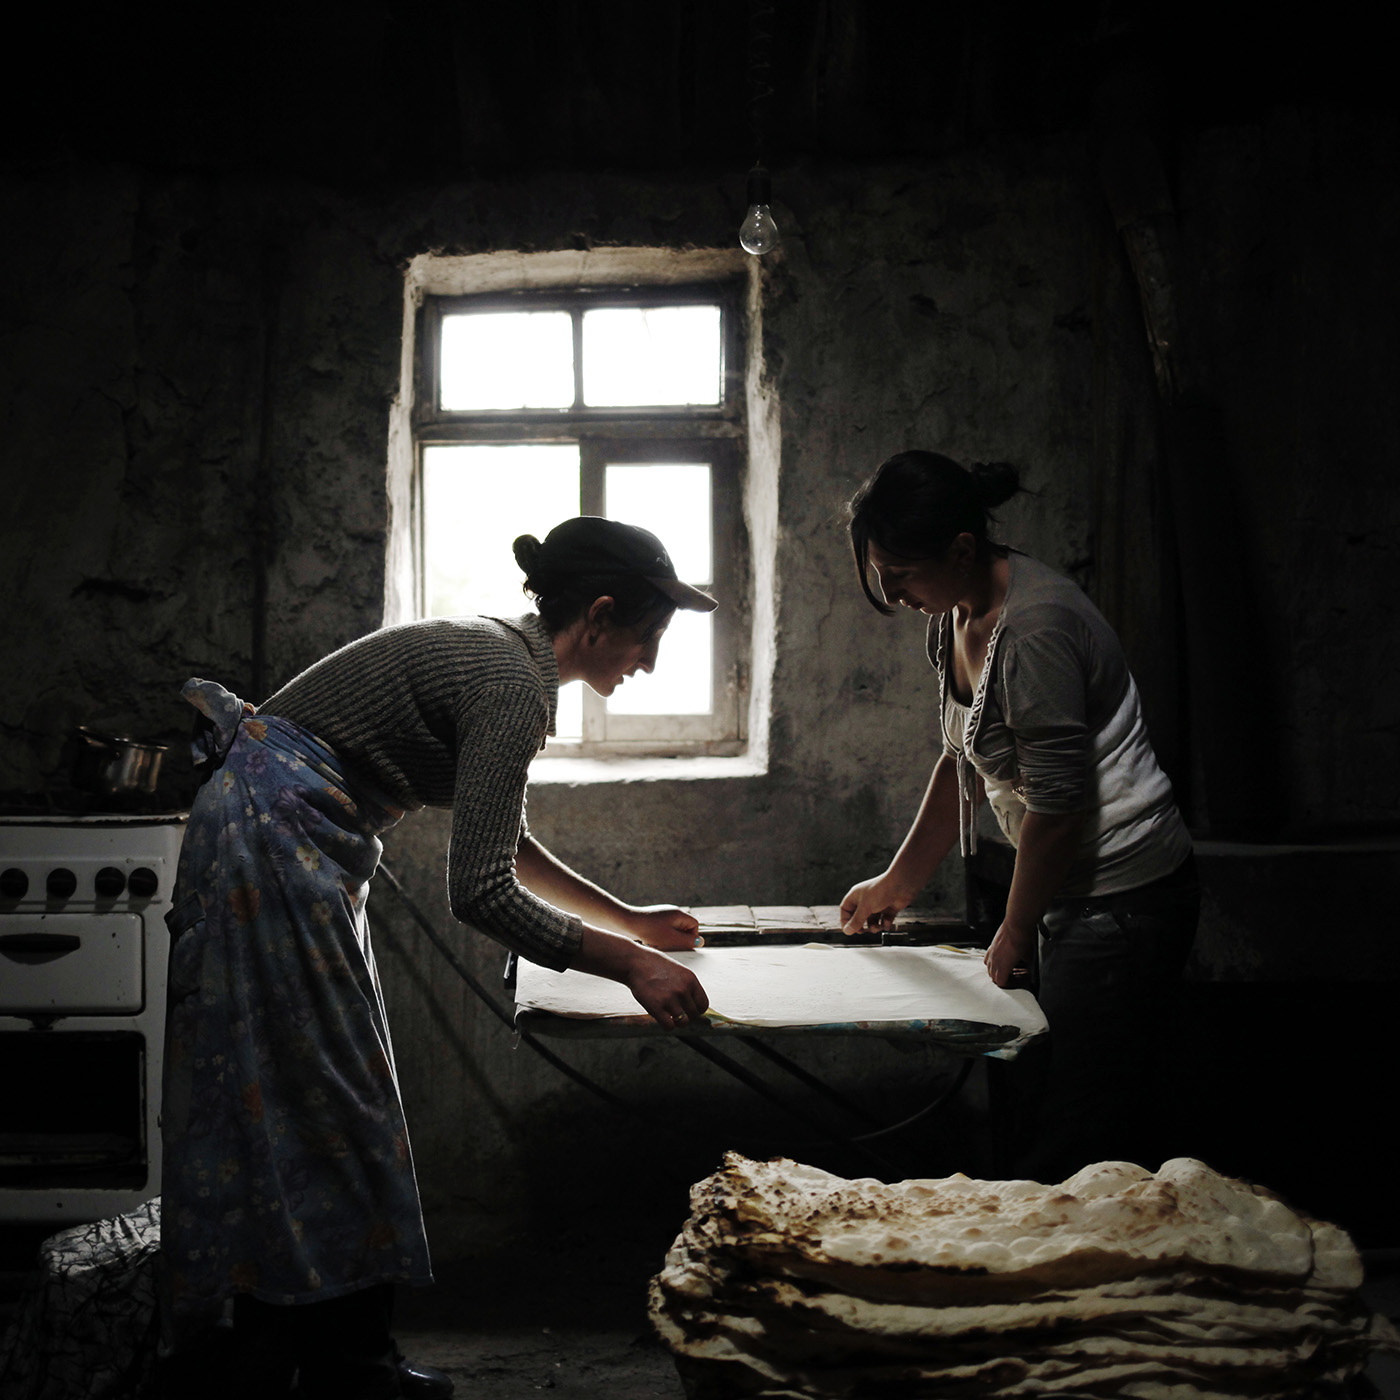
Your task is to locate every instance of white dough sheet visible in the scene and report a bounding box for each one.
[514,944,1047,1058]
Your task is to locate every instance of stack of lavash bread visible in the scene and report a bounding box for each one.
[649,1153,1399,1398]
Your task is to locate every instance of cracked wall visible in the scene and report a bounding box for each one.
[1,111,1395,1240]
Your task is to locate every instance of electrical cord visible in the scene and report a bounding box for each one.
[376,862,636,1116]
[849,1058,974,1142]
[377,860,973,1167]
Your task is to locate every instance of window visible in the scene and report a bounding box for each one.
[413,285,749,757]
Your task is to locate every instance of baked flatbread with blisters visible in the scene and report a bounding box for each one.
[649,1153,1399,1399]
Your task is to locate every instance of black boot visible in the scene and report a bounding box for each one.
[294,1284,401,1400]
[395,1353,455,1399]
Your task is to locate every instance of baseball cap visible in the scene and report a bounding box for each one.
[535,517,718,613]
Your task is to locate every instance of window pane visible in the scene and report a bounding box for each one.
[605,464,711,583]
[423,444,582,737]
[440,311,574,409]
[555,681,583,740]
[605,463,712,715]
[606,609,712,714]
[422,443,579,618]
[582,305,721,407]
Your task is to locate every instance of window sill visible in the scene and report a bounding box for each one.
[529,752,766,785]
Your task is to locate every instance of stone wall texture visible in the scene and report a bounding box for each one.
[2,106,1395,1242]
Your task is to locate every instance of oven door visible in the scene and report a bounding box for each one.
[0,1031,147,1188]
[0,913,144,1013]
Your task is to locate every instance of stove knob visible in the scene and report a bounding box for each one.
[95,866,127,898]
[128,867,160,899]
[0,868,28,899]
[47,867,78,900]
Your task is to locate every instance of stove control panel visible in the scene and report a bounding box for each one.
[0,857,169,909]
[0,817,184,913]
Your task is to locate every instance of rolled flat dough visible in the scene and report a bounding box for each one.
[514,943,1046,1048]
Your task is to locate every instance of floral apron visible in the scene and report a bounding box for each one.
[161,680,432,1315]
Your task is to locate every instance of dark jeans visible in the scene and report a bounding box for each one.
[161,1283,400,1400]
[1015,854,1200,1183]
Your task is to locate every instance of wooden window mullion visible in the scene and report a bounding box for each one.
[571,309,585,410]
[578,437,607,742]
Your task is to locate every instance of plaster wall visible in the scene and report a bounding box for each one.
[1,113,1395,1241]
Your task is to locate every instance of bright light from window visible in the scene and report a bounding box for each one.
[422,443,583,737]
[604,608,712,715]
[582,306,721,407]
[425,301,729,739]
[605,464,712,582]
[440,311,574,409]
[605,462,713,715]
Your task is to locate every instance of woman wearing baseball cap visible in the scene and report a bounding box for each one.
[160,517,716,1399]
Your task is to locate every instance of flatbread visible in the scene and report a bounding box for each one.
[649,1153,1399,1399]
[688,1154,1320,1288]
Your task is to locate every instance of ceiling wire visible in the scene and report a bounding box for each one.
[747,0,776,165]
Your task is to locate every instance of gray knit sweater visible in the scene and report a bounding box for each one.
[259,613,583,971]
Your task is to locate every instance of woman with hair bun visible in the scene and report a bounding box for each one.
[160,517,714,1399]
[840,451,1198,1180]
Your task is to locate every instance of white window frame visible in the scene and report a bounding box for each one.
[411,283,751,758]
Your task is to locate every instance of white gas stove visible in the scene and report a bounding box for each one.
[0,812,186,1224]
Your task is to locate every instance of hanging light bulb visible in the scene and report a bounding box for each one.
[739,164,779,256]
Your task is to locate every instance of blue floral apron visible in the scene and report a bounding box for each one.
[161,680,432,1314]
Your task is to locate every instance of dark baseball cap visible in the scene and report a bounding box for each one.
[536,517,718,613]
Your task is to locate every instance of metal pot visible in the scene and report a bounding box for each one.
[72,727,169,801]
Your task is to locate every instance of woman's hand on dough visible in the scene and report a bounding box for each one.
[625,946,710,1028]
[625,904,704,950]
[984,919,1035,987]
[840,873,912,936]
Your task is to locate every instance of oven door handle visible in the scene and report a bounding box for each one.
[0,932,83,958]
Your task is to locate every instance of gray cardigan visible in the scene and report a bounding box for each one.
[934,552,1192,898]
[260,613,583,970]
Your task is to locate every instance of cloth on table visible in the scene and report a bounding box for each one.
[0,1201,161,1400]
[162,680,432,1319]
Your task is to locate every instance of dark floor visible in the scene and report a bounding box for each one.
[2,1219,1398,1398]
[389,1230,1400,1400]
[392,1216,685,1399]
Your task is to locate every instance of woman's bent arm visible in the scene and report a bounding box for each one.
[514,835,635,930]
[841,752,962,934]
[571,925,709,1027]
[514,835,707,1025]
[515,834,700,951]
[983,808,1086,986]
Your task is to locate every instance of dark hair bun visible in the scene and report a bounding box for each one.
[969,461,1021,509]
[512,534,543,577]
